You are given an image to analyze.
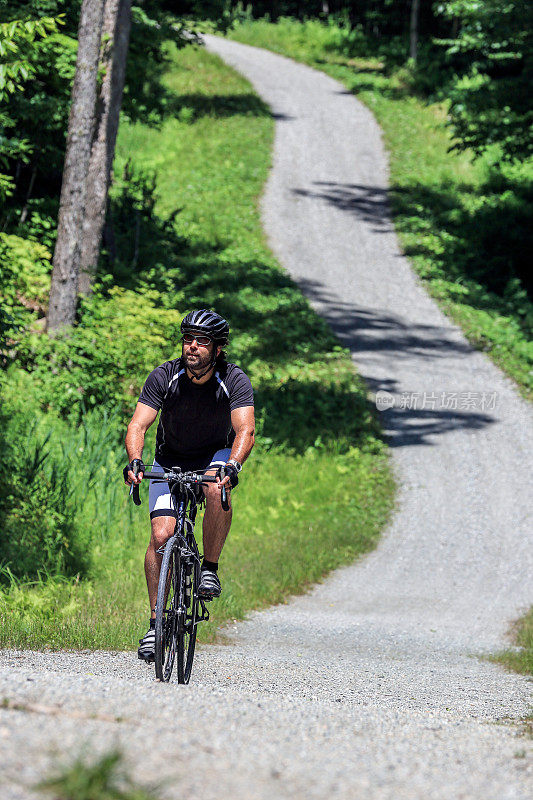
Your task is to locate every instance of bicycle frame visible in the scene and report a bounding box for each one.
[170,491,210,626]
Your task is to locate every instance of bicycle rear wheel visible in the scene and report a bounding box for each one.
[176,536,200,684]
[155,535,179,682]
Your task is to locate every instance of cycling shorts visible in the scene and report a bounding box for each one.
[148,448,231,520]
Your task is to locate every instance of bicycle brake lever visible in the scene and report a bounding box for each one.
[220,466,229,512]
[131,461,142,506]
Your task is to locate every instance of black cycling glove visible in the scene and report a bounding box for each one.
[218,463,239,489]
[123,458,144,484]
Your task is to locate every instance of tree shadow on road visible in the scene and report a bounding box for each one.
[291,177,533,315]
[295,277,498,448]
[293,182,393,233]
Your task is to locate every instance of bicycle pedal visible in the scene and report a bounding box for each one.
[138,652,155,663]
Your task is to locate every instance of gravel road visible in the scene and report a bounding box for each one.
[1,37,532,800]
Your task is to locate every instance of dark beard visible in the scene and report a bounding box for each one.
[184,349,213,374]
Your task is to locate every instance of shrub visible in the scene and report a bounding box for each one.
[15,287,183,419]
[0,393,126,581]
[0,232,51,349]
[0,413,87,580]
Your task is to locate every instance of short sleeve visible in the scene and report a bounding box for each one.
[228,368,254,411]
[138,365,168,411]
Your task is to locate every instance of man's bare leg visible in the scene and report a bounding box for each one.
[145,516,175,618]
[202,481,232,562]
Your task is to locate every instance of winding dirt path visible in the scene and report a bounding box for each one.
[204,35,533,652]
[0,37,531,800]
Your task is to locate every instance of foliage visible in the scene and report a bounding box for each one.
[0,11,65,203]
[16,287,182,417]
[122,3,183,124]
[436,1,533,161]
[0,15,60,98]
[0,0,217,233]
[0,232,51,346]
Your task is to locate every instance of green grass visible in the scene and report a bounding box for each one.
[228,18,533,399]
[492,608,533,676]
[37,750,158,800]
[0,41,394,650]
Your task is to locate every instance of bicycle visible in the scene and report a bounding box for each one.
[129,462,229,683]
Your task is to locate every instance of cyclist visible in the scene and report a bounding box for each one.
[123,309,255,662]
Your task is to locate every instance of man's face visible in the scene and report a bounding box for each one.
[182,334,220,372]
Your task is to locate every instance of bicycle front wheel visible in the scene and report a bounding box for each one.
[155,535,179,682]
[176,537,200,684]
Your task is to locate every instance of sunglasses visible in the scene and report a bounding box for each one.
[182,333,213,346]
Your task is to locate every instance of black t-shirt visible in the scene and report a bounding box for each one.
[138,358,254,468]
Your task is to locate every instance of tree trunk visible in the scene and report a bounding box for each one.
[47,0,105,332]
[19,166,37,224]
[410,0,420,63]
[451,16,459,39]
[78,0,132,295]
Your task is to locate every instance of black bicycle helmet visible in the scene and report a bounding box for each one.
[180,309,230,345]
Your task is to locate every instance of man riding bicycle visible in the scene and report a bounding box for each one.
[123,309,255,662]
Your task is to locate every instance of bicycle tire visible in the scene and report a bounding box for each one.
[176,535,200,684]
[154,534,179,682]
